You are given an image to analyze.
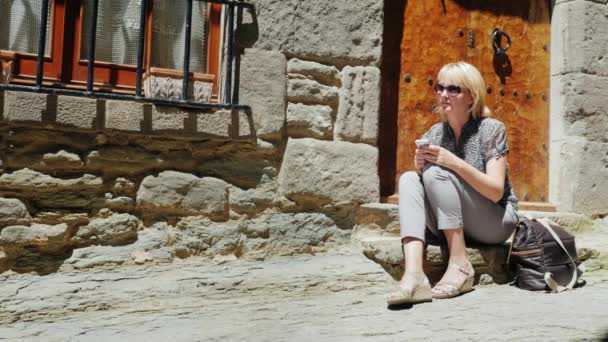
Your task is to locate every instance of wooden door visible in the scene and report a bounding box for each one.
[392,0,551,207]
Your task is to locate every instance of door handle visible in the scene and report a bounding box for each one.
[492,28,511,56]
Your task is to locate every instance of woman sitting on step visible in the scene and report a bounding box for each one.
[387,61,519,305]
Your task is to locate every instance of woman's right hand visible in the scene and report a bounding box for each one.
[414,147,426,174]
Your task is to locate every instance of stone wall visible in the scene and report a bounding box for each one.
[0,0,384,273]
[550,0,608,216]
[2,0,603,276]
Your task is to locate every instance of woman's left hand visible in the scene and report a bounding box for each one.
[422,145,462,170]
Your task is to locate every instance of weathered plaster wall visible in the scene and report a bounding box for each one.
[550,0,608,216]
[0,0,385,273]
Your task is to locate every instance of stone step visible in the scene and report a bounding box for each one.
[352,203,400,238]
[359,236,511,284]
[355,203,607,282]
[517,210,596,234]
[354,202,597,238]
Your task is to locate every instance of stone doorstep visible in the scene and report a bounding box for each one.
[356,204,603,284]
[359,236,511,285]
[354,202,596,236]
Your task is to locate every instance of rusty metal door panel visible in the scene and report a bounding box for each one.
[394,0,551,203]
[466,0,551,202]
[396,0,468,182]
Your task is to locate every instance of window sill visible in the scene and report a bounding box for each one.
[0,86,254,142]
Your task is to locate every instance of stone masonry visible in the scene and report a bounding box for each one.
[0,0,606,281]
[550,0,608,216]
[0,0,385,274]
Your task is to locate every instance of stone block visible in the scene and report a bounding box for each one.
[72,213,139,247]
[196,156,276,189]
[287,58,341,87]
[137,171,229,220]
[56,96,100,129]
[243,212,349,257]
[557,73,608,143]
[353,203,400,238]
[149,106,187,131]
[3,91,48,122]
[277,138,380,206]
[31,212,90,228]
[107,100,254,140]
[62,225,173,270]
[151,107,253,139]
[102,195,136,212]
[0,223,70,255]
[236,0,298,54]
[0,198,31,229]
[334,66,380,145]
[518,211,595,234]
[291,1,383,65]
[287,79,339,106]
[41,150,83,170]
[555,139,608,216]
[172,217,244,258]
[239,48,286,141]
[112,177,137,197]
[238,0,383,66]
[552,1,608,77]
[105,100,146,132]
[0,169,102,193]
[286,103,333,139]
[0,169,104,209]
[229,185,274,216]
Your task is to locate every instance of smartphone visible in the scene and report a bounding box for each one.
[415,139,430,147]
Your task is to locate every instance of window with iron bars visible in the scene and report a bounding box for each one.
[0,0,252,109]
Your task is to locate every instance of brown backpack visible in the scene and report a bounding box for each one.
[508,217,584,292]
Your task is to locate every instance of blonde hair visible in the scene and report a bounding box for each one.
[434,61,492,120]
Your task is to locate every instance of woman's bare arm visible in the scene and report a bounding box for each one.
[452,156,506,202]
[423,145,506,202]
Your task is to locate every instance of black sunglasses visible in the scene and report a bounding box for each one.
[434,84,462,96]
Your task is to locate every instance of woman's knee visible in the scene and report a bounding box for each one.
[422,165,458,188]
[398,171,420,189]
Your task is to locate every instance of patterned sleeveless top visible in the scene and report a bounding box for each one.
[421,116,518,210]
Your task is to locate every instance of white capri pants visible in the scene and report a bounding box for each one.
[398,164,518,245]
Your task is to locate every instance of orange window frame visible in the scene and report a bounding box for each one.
[2,0,66,83]
[3,0,222,97]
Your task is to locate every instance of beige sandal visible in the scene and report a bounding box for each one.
[431,261,475,299]
[387,272,433,305]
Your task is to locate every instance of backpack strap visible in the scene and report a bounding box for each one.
[537,218,581,293]
[506,214,531,266]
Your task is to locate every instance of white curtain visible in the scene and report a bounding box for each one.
[0,0,51,55]
[81,0,208,72]
[81,0,142,65]
[151,0,207,73]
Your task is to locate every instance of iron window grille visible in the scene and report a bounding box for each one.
[0,0,253,112]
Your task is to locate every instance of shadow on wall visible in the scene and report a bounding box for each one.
[232,6,259,106]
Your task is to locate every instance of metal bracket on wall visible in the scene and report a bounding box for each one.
[467,31,475,49]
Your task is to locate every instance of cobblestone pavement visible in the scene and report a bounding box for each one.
[1,249,607,342]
